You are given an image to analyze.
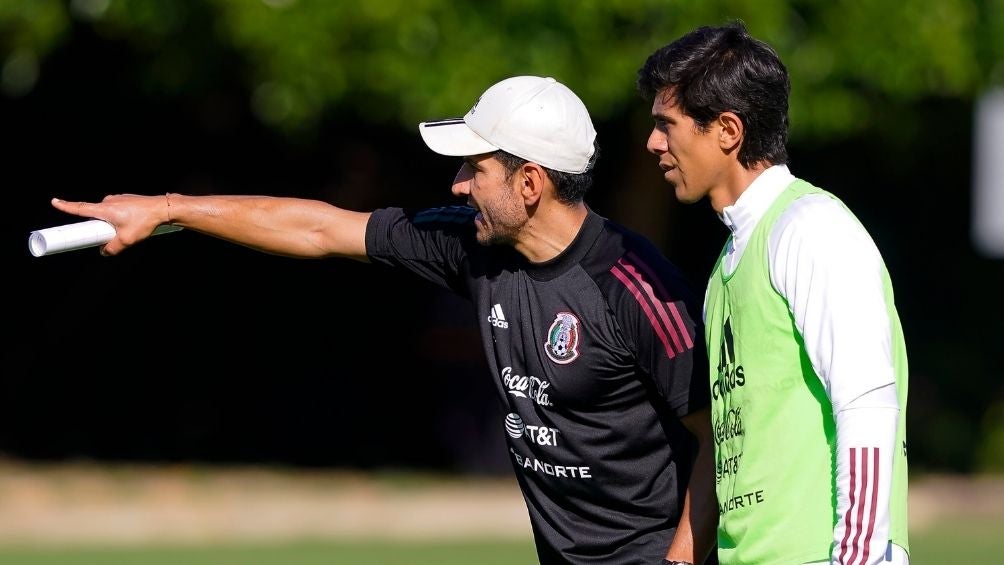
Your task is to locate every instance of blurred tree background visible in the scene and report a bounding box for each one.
[4,0,1003,475]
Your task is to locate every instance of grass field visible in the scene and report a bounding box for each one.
[0,462,998,565]
[0,525,999,565]
[909,518,1004,565]
[0,540,538,565]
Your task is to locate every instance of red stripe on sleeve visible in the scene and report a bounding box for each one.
[625,252,695,350]
[610,264,676,359]
[838,447,858,564]
[848,447,872,564]
[665,301,695,349]
[839,447,879,565]
[617,258,684,352]
[858,448,880,564]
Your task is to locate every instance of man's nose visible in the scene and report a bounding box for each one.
[646,129,666,155]
[451,164,473,196]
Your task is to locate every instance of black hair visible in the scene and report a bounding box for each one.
[492,141,600,205]
[636,20,790,168]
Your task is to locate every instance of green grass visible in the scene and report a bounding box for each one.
[0,539,538,565]
[909,518,1003,565]
[0,519,1000,565]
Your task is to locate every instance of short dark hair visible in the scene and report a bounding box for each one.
[492,141,600,205]
[637,20,790,168]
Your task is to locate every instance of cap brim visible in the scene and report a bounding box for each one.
[419,118,499,157]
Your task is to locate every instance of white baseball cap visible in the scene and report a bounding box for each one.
[419,76,597,174]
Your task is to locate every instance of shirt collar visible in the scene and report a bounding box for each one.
[720,164,795,237]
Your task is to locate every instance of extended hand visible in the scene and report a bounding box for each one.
[51,194,171,256]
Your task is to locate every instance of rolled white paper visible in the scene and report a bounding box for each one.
[28,219,183,257]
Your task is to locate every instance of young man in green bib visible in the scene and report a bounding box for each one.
[636,21,910,565]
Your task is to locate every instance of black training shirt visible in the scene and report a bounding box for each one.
[366,206,709,564]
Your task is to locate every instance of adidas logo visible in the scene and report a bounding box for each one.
[488,303,509,329]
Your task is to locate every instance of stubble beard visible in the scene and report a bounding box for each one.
[478,222,519,247]
[476,206,525,248]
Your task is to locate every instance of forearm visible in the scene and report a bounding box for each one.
[832,386,899,565]
[668,410,718,564]
[166,193,370,259]
[52,192,372,259]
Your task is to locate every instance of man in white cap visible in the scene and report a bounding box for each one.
[50,75,717,565]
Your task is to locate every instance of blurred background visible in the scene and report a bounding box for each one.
[4,0,1004,563]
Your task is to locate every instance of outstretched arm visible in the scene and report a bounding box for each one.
[50,193,372,260]
[666,407,718,565]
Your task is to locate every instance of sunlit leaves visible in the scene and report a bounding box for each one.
[0,0,1001,139]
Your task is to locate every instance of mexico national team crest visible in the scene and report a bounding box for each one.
[544,312,581,364]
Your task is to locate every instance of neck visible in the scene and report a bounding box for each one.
[709,161,772,214]
[515,201,589,263]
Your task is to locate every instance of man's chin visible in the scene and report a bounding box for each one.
[477,229,502,247]
[673,187,703,205]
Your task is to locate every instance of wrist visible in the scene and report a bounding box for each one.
[164,192,174,224]
[663,561,693,565]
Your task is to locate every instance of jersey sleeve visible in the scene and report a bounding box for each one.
[768,195,897,411]
[769,195,903,564]
[605,247,710,418]
[832,386,900,565]
[365,206,474,297]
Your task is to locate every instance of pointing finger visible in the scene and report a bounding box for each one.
[52,197,101,221]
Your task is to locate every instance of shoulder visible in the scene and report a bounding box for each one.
[769,192,884,276]
[366,205,483,264]
[409,206,478,231]
[589,219,700,307]
[369,206,477,239]
[774,194,876,253]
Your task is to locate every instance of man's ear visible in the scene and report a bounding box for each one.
[718,112,744,153]
[519,162,547,206]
